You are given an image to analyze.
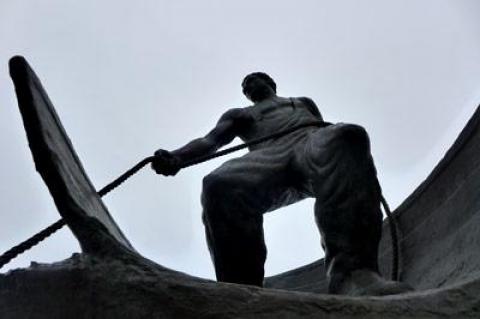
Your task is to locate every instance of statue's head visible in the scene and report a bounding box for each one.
[242,72,276,102]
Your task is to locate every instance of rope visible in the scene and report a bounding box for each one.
[381,195,399,281]
[0,119,400,283]
[0,219,66,270]
[97,156,156,197]
[181,120,332,168]
[0,155,163,270]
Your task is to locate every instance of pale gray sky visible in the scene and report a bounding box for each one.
[1,0,480,279]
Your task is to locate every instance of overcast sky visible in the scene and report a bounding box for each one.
[1,0,480,279]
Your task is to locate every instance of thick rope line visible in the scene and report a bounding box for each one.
[0,120,399,282]
[381,195,399,281]
[180,120,331,168]
[0,219,66,270]
[0,156,163,269]
[97,157,156,197]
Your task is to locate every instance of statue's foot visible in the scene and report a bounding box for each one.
[330,269,414,297]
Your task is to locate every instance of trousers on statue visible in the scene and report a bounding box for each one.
[201,123,383,290]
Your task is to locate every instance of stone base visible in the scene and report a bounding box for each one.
[1,253,480,319]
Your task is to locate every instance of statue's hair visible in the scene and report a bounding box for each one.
[242,72,277,94]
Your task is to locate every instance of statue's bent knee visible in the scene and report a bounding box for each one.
[202,173,237,202]
[201,173,246,223]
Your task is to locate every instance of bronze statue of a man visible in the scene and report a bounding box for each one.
[152,72,410,295]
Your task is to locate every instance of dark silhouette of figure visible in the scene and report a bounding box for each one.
[152,73,411,295]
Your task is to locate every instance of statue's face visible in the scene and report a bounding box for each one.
[242,76,275,102]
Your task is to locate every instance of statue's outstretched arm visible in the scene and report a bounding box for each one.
[152,108,248,175]
[170,108,247,161]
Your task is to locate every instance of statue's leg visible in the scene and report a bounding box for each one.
[201,149,302,287]
[297,123,410,295]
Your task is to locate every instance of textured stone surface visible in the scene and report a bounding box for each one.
[2,56,480,318]
[2,254,480,319]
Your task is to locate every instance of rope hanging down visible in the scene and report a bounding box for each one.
[0,120,399,281]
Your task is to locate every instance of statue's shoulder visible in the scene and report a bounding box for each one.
[222,106,250,119]
[294,96,316,106]
[220,107,255,125]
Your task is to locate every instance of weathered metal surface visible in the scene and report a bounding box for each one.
[9,56,135,254]
[266,105,480,293]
